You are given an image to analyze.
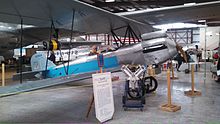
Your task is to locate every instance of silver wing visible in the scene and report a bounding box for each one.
[0,0,154,58]
[0,0,153,37]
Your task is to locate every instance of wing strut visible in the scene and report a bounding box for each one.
[44,9,76,77]
[111,25,141,47]
[19,18,23,84]
[67,9,75,75]
[44,21,55,78]
[44,21,69,77]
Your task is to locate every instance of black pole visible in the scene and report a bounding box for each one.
[123,26,128,45]
[19,18,23,84]
[111,30,119,47]
[129,26,141,42]
[128,27,131,45]
[67,9,75,75]
[129,27,136,44]
[44,21,54,78]
[107,35,110,45]
[112,30,124,46]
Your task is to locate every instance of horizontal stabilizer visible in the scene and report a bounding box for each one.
[12,70,44,81]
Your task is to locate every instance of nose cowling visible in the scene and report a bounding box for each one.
[141,31,177,65]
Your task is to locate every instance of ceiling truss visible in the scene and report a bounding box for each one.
[79,0,218,13]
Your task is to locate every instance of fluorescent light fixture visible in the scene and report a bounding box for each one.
[127,8,136,12]
[105,0,115,2]
[198,20,206,23]
[153,23,205,30]
[184,2,196,6]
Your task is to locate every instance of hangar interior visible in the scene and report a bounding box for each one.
[0,0,220,123]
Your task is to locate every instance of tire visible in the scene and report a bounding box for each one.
[127,80,144,99]
[143,76,158,93]
[127,87,141,99]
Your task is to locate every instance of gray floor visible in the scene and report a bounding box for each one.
[0,67,220,123]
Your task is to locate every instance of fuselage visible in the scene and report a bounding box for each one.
[45,35,177,78]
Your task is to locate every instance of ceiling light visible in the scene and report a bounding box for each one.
[184,3,196,6]
[127,8,136,12]
[105,0,115,2]
[198,20,206,23]
[153,23,205,30]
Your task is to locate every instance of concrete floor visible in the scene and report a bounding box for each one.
[0,66,220,123]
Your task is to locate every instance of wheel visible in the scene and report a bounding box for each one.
[127,80,146,99]
[127,87,141,99]
[143,76,158,93]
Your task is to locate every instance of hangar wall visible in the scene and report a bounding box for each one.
[200,26,220,50]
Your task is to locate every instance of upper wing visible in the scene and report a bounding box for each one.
[0,0,153,37]
[118,1,220,25]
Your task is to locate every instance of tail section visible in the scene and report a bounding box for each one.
[31,53,56,71]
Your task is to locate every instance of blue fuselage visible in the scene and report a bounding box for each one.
[46,56,119,78]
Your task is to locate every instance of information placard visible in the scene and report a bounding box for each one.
[92,72,114,123]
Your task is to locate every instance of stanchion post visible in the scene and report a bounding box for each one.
[170,63,178,80]
[184,64,201,97]
[191,65,195,95]
[160,68,181,112]
[167,68,171,106]
[2,63,5,86]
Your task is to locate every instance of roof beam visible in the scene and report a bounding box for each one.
[92,0,215,8]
